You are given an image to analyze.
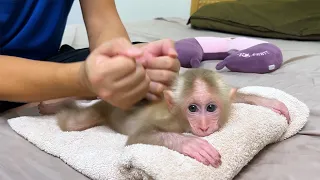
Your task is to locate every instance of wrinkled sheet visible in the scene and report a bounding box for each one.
[1,17,320,180]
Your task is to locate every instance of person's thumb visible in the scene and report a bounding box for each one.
[93,37,143,58]
[135,51,154,67]
[159,39,178,58]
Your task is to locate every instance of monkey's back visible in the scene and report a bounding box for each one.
[108,100,189,136]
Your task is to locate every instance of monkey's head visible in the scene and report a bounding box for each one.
[164,69,236,137]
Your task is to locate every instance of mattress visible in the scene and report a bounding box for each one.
[1,17,320,180]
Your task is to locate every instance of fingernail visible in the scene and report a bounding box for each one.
[150,81,157,89]
[150,82,161,93]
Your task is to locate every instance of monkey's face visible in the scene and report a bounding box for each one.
[183,81,223,137]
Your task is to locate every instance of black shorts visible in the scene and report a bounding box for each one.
[0,42,144,113]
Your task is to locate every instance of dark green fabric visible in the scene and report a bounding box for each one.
[188,0,320,40]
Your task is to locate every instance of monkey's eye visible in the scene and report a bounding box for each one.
[206,104,217,112]
[188,104,198,112]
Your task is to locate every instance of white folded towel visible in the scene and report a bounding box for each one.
[7,86,309,180]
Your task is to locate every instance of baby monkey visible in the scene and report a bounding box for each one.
[56,68,290,168]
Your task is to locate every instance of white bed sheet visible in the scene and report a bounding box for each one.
[1,17,320,180]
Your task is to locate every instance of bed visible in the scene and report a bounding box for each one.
[1,1,320,179]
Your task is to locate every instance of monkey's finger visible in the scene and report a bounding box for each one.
[200,144,221,166]
[197,139,221,159]
[189,151,210,166]
[198,150,218,167]
[146,69,177,86]
[274,103,291,124]
[145,56,180,72]
[280,107,291,124]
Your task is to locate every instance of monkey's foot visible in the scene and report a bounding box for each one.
[38,98,73,115]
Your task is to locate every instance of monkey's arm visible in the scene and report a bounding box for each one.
[233,91,259,105]
[126,126,221,167]
[233,90,291,121]
[126,127,177,147]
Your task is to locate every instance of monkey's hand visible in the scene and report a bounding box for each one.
[127,130,220,167]
[176,136,221,168]
[254,97,291,123]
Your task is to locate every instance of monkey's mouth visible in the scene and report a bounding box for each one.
[193,130,213,137]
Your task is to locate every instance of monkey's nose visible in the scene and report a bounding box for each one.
[199,127,209,132]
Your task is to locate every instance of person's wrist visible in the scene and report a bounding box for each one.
[56,62,95,98]
[76,62,97,98]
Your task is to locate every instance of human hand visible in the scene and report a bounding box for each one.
[137,39,181,101]
[79,38,150,109]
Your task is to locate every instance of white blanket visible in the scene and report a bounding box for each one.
[7,86,309,180]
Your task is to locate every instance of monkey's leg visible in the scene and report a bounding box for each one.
[126,128,221,168]
[39,96,97,115]
[39,97,76,115]
[56,101,106,131]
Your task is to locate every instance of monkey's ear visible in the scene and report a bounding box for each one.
[163,90,175,110]
[229,88,237,101]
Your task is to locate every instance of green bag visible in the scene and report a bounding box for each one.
[188,0,320,40]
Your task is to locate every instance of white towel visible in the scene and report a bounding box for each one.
[7,86,309,180]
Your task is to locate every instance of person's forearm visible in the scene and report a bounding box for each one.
[80,0,130,51]
[91,25,149,50]
[93,24,130,49]
[0,55,93,102]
